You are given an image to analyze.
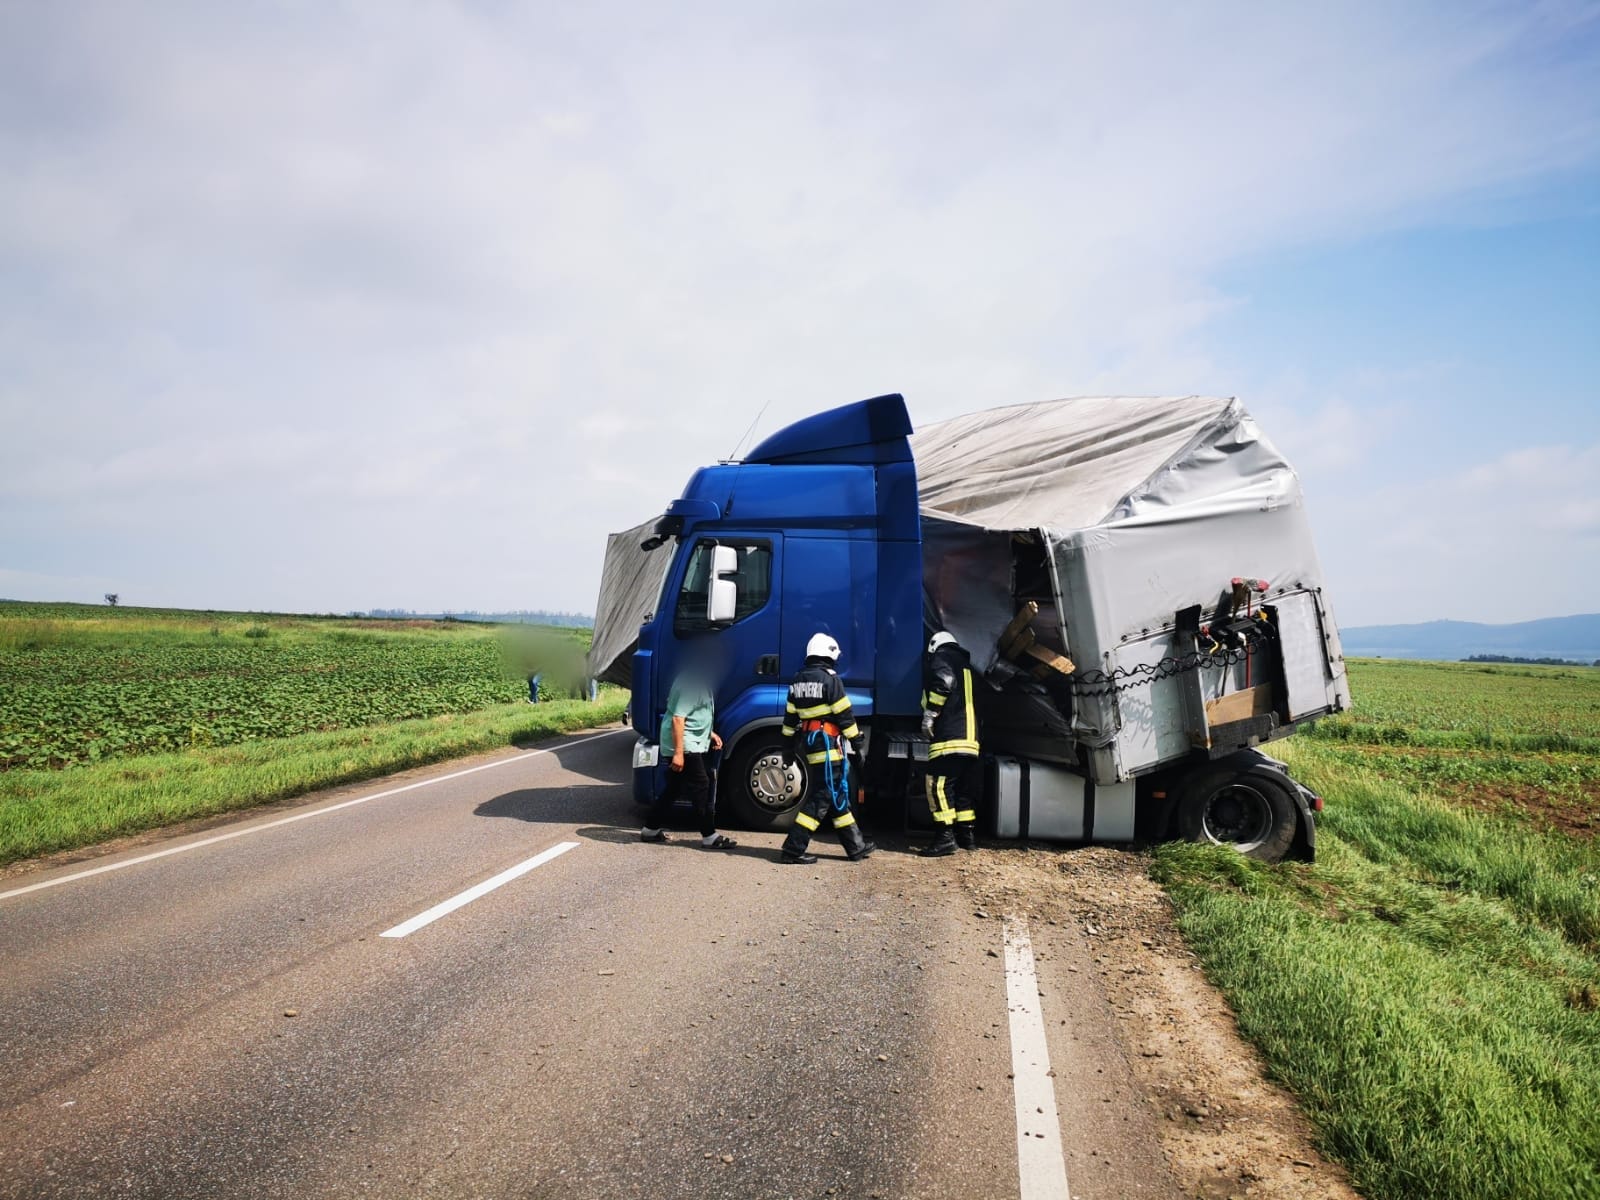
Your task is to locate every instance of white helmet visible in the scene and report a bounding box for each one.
[928,631,957,654]
[806,632,841,661]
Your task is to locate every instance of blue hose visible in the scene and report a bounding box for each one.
[806,729,851,812]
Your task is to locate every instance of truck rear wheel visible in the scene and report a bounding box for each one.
[1175,761,1298,862]
[724,732,804,830]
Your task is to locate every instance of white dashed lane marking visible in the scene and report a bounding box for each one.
[380,841,580,938]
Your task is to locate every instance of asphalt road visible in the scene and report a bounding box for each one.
[0,726,1183,1200]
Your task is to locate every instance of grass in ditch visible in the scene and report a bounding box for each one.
[1154,659,1600,1200]
[0,695,627,866]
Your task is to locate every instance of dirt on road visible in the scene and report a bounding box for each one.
[953,843,1363,1200]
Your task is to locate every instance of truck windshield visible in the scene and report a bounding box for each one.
[673,539,773,634]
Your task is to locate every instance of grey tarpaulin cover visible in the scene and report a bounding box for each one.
[912,395,1348,781]
[588,518,671,687]
[589,396,1348,780]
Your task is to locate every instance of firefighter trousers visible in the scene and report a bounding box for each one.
[781,734,868,860]
[925,753,979,834]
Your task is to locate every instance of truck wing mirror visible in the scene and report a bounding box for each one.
[708,544,739,623]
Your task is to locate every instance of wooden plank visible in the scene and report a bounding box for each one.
[1022,642,1075,676]
[1204,684,1275,728]
[997,601,1039,657]
[1001,628,1036,661]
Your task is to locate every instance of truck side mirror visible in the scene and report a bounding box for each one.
[707,544,738,623]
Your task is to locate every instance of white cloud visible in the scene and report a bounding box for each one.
[1,1,1597,614]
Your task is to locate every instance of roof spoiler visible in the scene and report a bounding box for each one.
[743,393,914,466]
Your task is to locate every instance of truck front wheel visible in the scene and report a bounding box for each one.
[1174,761,1298,862]
[724,732,804,830]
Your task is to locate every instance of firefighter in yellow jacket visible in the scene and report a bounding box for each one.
[919,631,980,856]
[777,633,876,865]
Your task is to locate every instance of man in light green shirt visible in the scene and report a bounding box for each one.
[658,676,716,759]
[642,671,736,850]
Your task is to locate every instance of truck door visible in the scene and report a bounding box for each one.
[659,534,784,729]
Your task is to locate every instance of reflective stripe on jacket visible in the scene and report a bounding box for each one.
[783,658,860,764]
[923,643,978,758]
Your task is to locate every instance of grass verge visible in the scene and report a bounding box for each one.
[1152,738,1600,1200]
[0,695,627,867]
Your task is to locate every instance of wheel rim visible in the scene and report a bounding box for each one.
[747,751,803,813]
[1201,783,1274,850]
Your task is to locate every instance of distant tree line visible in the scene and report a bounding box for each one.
[364,608,593,628]
[1463,654,1600,668]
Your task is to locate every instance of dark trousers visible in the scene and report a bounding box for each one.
[781,739,867,859]
[646,751,715,838]
[926,754,979,829]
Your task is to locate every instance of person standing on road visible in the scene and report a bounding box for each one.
[919,631,981,856]
[641,652,738,851]
[777,633,875,865]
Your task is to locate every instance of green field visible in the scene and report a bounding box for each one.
[1156,658,1600,1200]
[0,601,594,769]
[0,602,624,864]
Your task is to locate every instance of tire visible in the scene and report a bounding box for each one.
[1175,761,1298,862]
[723,731,805,831]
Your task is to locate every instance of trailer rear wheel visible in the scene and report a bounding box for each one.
[1175,762,1297,862]
[724,732,804,830]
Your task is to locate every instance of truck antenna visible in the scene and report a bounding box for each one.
[728,395,775,462]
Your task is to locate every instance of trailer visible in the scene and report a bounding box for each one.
[590,392,1349,861]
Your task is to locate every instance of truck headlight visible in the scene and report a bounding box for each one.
[632,739,659,770]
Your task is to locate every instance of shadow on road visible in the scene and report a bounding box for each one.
[572,825,879,864]
[475,787,898,863]
[474,793,797,861]
[574,824,917,864]
[530,729,634,783]
[473,785,623,828]
[473,727,926,860]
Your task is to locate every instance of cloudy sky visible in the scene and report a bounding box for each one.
[2,1,1597,626]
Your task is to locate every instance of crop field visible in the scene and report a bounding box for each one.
[1156,658,1600,1200]
[0,602,621,863]
[0,601,585,769]
[1310,657,1600,748]
[1305,659,1600,839]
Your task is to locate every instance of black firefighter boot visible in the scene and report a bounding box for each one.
[954,821,977,851]
[839,821,876,862]
[778,826,817,865]
[918,826,958,858]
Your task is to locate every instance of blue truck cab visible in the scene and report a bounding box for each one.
[630,393,925,828]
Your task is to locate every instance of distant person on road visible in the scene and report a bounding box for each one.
[776,633,875,865]
[919,631,980,856]
[641,648,737,851]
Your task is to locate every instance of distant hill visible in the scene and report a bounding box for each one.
[364,609,593,628]
[1340,614,1600,664]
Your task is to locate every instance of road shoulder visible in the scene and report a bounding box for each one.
[958,844,1362,1200]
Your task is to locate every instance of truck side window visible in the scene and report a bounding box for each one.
[674,540,772,634]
